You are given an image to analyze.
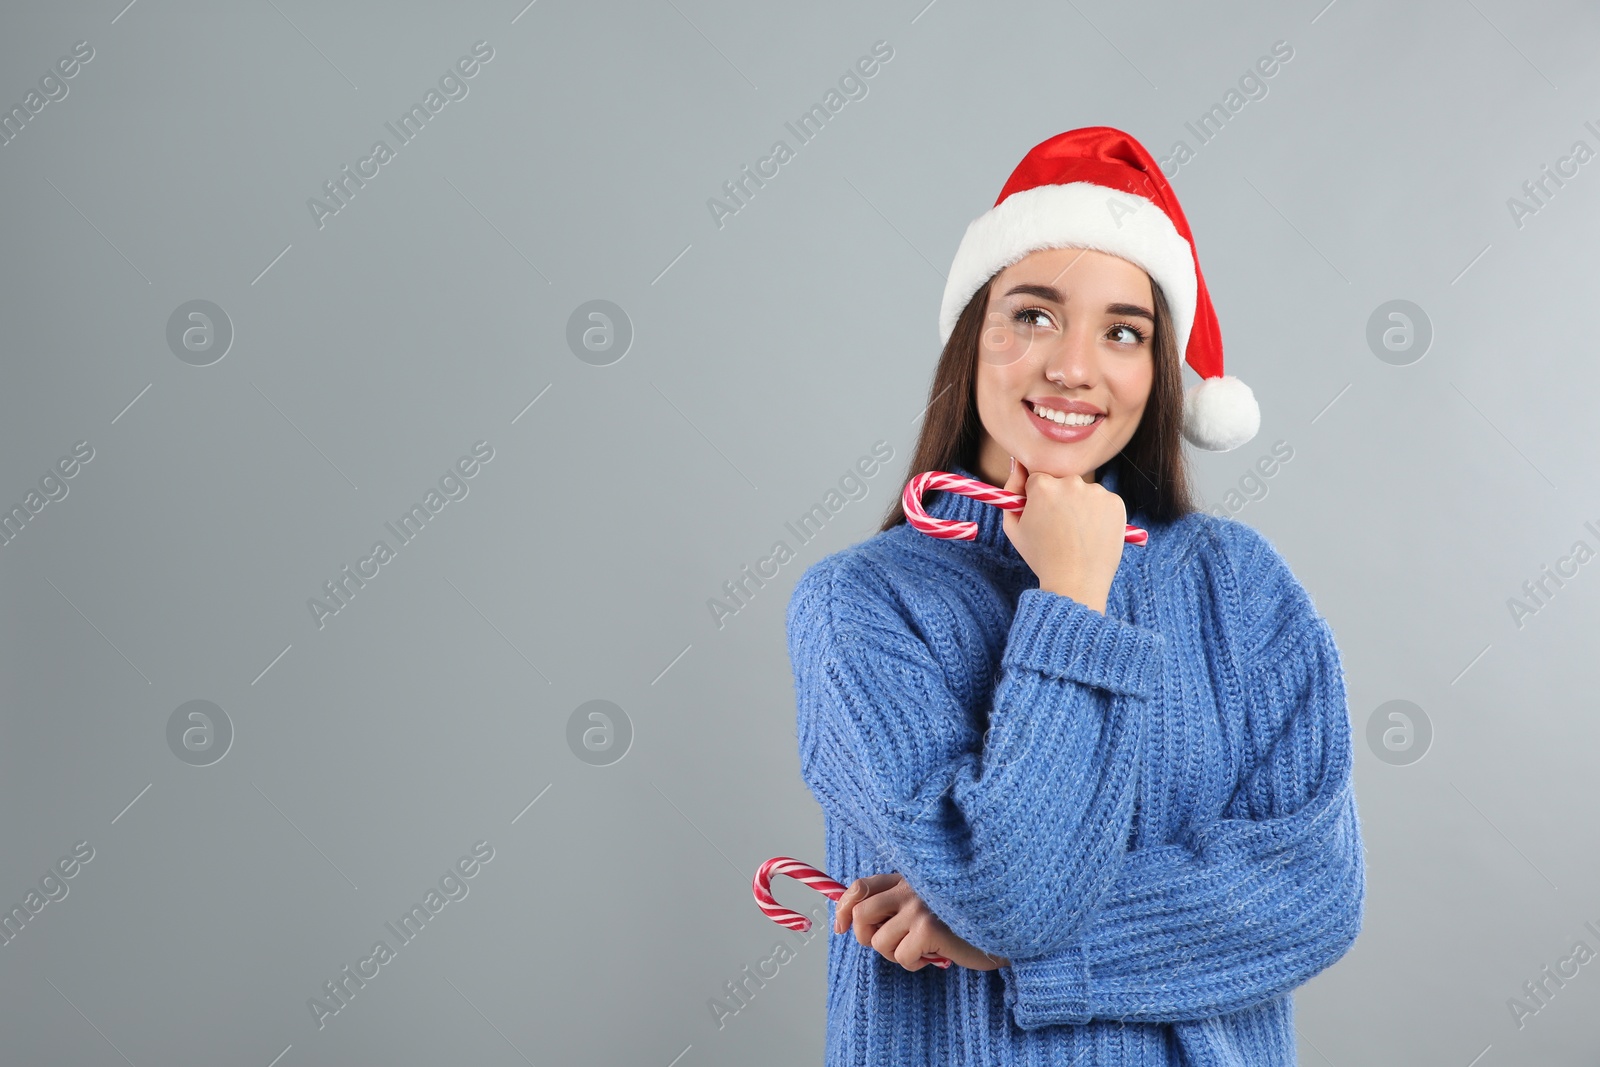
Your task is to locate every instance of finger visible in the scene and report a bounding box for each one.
[851,886,904,948]
[870,906,920,968]
[851,882,914,949]
[1002,456,1027,537]
[853,884,911,929]
[1004,455,1027,495]
[892,916,941,971]
[834,874,899,933]
[832,880,860,934]
[833,874,901,933]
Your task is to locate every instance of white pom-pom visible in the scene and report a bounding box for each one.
[1182,375,1260,452]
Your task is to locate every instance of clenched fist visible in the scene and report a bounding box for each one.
[832,873,1009,972]
[1001,457,1127,614]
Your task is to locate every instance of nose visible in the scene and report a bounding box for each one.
[1042,319,1097,387]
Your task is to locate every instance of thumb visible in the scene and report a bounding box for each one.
[1001,456,1027,539]
[1004,455,1028,496]
[833,873,902,932]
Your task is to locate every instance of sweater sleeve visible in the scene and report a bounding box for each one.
[999,530,1366,1027]
[789,558,1165,962]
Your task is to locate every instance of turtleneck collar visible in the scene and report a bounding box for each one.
[921,460,1126,557]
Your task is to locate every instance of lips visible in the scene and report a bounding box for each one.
[1024,396,1105,417]
[1023,399,1104,443]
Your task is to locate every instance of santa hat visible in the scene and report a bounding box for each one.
[939,126,1259,452]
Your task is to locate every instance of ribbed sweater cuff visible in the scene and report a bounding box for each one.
[1003,589,1165,698]
[1000,944,1092,1027]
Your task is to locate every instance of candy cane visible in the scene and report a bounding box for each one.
[902,470,1148,545]
[752,856,952,969]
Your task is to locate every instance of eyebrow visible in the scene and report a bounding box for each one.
[1003,284,1154,323]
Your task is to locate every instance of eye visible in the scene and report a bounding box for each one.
[1012,307,1055,329]
[1108,322,1148,345]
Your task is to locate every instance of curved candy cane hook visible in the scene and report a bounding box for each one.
[752,856,952,969]
[902,470,1148,545]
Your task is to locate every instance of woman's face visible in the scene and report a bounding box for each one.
[972,247,1156,486]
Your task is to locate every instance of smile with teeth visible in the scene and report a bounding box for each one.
[1028,400,1103,426]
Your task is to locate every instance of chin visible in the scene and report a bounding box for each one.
[1016,444,1105,480]
[1037,462,1097,480]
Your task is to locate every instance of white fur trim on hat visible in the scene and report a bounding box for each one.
[939,182,1198,350]
[1183,375,1259,452]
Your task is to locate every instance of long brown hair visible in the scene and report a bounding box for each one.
[879,269,1199,531]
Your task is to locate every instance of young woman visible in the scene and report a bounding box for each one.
[786,127,1365,1065]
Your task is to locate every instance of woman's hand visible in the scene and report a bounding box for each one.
[1001,457,1126,614]
[832,873,1009,972]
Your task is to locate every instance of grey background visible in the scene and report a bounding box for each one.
[1,0,1596,1063]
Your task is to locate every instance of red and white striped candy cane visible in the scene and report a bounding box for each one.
[902,470,1148,545]
[752,856,952,968]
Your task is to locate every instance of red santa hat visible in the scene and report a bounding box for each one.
[939,126,1259,452]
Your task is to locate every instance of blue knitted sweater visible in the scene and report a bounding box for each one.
[786,461,1365,1066]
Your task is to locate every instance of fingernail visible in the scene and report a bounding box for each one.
[1009,456,1015,473]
